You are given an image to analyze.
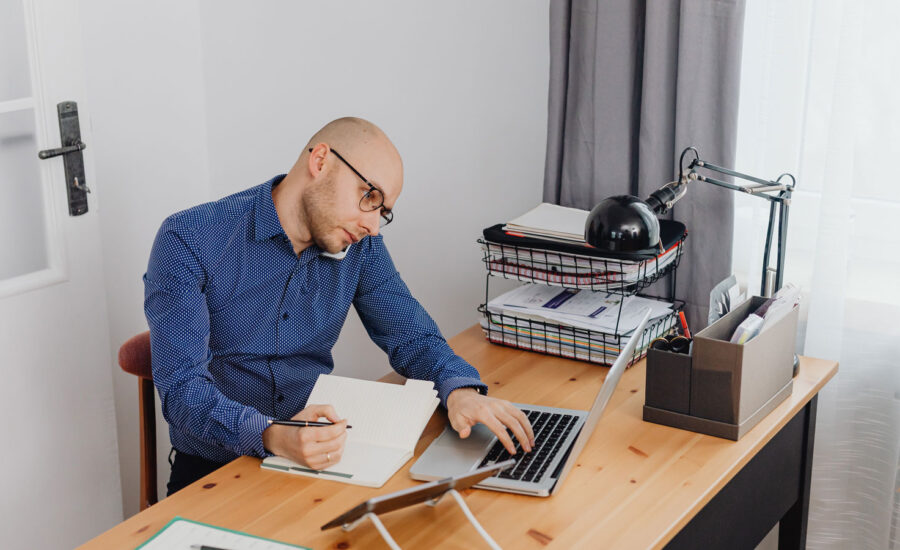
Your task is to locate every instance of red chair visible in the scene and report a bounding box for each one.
[118,331,157,510]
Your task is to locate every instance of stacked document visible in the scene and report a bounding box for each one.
[487,203,682,289]
[486,283,674,334]
[502,202,590,243]
[481,241,680,289]
[481,284,677,363]
[261,375,439,488]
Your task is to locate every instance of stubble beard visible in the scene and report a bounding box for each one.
[301,174,345,253]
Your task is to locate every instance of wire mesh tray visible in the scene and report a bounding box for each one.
[478,233,686,293]
[478,298,684,367]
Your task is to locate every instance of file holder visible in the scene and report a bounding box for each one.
[643,297,798,440]
[478,220,686,293]
[479,299,683,367]
[476,222,687,367]
[320,460,515,550]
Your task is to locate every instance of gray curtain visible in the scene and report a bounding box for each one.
[544,0,746,330]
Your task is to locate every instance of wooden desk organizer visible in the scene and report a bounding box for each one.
[643,296,798,440]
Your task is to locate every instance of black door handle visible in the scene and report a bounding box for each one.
[37,101,89,216]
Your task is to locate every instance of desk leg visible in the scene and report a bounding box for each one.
[665,396,817,550]
[778,396,818,550]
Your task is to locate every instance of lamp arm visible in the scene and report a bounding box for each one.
[761,200,777,295]
[650,148,795,214]
[691,160,794,190]
[677,147,797,296]
[690,173,790,202]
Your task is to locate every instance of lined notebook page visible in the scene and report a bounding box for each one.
[307,375,438,449]
[138,517,308,549]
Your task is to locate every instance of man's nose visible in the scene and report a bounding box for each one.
[360,210,380,237]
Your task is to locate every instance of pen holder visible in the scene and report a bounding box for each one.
[645,347,692,415]
[644,296,798,440]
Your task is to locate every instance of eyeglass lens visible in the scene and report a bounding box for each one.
[360,188,393,227]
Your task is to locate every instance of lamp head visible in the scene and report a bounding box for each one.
[584,195,660,252]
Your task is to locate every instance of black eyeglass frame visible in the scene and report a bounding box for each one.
[308,146,394,226]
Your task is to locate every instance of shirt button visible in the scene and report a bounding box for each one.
[276,394,285,403]
[282,312,289,320]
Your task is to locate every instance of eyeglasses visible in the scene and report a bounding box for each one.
[309,147,394,227]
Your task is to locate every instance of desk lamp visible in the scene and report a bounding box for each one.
[584,146,796,297]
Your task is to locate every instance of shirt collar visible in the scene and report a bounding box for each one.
[253,175,326,264]
[253,175,288,242]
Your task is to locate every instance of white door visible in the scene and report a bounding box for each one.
[0,0,121,547]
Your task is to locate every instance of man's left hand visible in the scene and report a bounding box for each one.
[446,388,535,454]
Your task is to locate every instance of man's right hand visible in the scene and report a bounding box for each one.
[262,404,348,470]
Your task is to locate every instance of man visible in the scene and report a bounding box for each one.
[144,117,534,495]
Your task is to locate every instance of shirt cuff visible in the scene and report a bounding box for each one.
[437,376,489,408]
[238,409,274,458]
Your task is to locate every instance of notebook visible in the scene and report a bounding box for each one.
[261,375,439,488]
[503,202,590,243]
[137,517,309,549]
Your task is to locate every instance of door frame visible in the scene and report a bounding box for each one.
[0,0,72,299]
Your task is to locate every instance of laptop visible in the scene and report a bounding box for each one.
[409,308,652,497]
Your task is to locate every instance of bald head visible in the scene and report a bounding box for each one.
[300,117,403,200]
[274,117,403,255]
[306,117,394,158]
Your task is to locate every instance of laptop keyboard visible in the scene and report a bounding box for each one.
[478,409,579,483]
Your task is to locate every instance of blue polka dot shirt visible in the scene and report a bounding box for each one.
[143,175,487,463]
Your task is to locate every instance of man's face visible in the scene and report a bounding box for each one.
[301,147,400,254]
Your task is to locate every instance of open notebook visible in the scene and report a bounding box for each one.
[261,375,439,488]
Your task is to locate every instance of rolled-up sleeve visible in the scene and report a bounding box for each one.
[353,237,488,406]
[144,221,272,457]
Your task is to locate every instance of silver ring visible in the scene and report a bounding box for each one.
[326,452,331,461]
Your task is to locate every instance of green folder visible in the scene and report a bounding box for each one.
[136,516,310,550]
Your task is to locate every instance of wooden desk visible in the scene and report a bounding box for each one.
[81,326,837,549]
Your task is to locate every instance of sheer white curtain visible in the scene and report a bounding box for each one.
[734,0,900,548]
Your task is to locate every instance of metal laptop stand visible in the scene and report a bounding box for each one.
[322,460,515,549]
[343,489,499,550]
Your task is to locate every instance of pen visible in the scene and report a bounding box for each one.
[190,545,234,550]
[678,311,691,339]
[267,419,353,429]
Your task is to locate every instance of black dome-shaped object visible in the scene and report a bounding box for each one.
[584,195,660,252]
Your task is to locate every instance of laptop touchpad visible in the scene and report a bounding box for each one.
[413,423,496,478]
[439,423,496,453]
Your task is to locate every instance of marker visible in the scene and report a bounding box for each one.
[678,311,691,339]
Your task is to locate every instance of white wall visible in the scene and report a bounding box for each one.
[79,0,549,521]
[78,0,213,523]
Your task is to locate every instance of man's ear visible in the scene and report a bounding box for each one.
[307,144,329,177]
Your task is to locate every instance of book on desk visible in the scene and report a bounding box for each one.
[261,374,439,488]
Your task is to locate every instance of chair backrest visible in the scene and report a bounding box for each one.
[118,330,157,510]
[119,331,152,379]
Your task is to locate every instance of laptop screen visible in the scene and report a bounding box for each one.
[550,308,652,493]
